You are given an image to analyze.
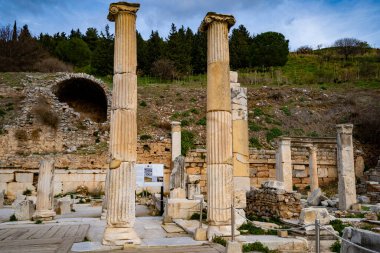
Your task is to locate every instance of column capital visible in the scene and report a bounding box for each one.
[108,2,140,21]
[278,137,291,145]
[199,12,235,32]
[171,121,181,132]
[336,124,353,134]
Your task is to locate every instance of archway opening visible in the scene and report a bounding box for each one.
[54,77,107,122]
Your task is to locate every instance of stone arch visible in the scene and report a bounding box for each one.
[53,73,109,123]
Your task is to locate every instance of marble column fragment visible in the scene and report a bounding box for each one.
[33,159,56,221]
[308,146,319,191]
[200,13,235,236]
[275,137,292,192]
[336,124,357,210]
[171,121,181,161]
[103,2,140,246]
[101,169,110,220]
[230,71,250,193]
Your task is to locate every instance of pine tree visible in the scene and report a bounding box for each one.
[230,25,252,69]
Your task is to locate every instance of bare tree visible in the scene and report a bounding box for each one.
[333,38,370,60]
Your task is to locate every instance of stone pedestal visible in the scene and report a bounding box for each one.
[15,200,35,221]
[103,2,141,246]
[308,146,319,191]
[200,12,235,239]
[276,137,292,192]
[336,124,357,210]
[171,121,181,161]
[33,159,56,221]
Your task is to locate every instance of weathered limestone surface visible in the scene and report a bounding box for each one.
[200,12,235,238]
[336,124,356,210]
[0,190,4,208]
[15,200,35,221]
[230,71,250,194]
[308,146,319,191]
[276,137,292,192]
[299,207,330,225]
[170,156,186,190]
[171,121,181,162]
[33,159,56,220]
[342,227,380,253]
[187,175,201,200]
[103,2,140,246]
[245,183,302,219]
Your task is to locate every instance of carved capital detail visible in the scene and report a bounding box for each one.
[199,12,236,32]
[108,2,140,21]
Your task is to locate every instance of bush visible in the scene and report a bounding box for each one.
[330,240,341,252]
[32,97,59,129]
[249,122,261,131]
[330,220,349,236]
[139,101,147,107]
[23,188,32,196]
[14,129,28,141]
[151,58,178,80]
[180,119,190,127]
[212,236,227,247]
[238,222,277,235]
[266,127,283,142]
[280,106,291,116]
[33,57,73,72]
[140,134,152,141]
[249,137,262,149]
[243,242,275,253]
[181,130,195,156]
[253,108,264,117]
[196,117,206,126]
[9,214,17,221]
[35,219,43,224]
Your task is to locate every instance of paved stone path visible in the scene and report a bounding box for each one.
[0,224,89,253]
[120,244,225,253]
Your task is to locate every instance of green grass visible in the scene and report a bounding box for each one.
[249,137,262,149]
[196,117,206,126]
[181,130,195,156]
[140,134,152,141]
[330,220,349,236]
[266,128,283,142]
[249,122,262,131]
[330,240,341,252]
[243,242,275,253]
[212,236,227,247]
[238,222,277,235]
[280,106,291,116]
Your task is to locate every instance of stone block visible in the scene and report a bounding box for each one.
[307,188,322,206]
[170,188,186,199]
[230,71,238,83]
[293,165,305,170]
[234,190,247,209]
[355,156,365,178]
[194,227,207,241]
[165,198,200,220]
[55,199,71,215]
[0,173,14,183]
[187,184,200,200]
[342,227,380,253]
[15,200,35,221]
[277,230,288,238]
[262,180,285,190]
[0,190,4,208]
[187,175,201,183]
[327,167,338,178]
[293,169,308,178]
[299,207,330,225]
[233,177,250,192]
[317,168,328,178]
[0,183,6,194]
[226,241,242,253]
[15,172,33,183]
[7,182,35,200]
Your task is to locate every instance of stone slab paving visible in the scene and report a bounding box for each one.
[0,224,89,253]
[237,235,308,251]
[120,244,225,253]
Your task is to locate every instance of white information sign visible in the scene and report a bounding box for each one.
[135,164,164,187]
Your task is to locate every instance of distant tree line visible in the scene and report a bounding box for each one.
[0,21,290,77]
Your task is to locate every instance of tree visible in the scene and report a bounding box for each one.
[151,58,177,80]
[91,26,114,76]
[83,27,99,51]
[333,38,370,60]
[191,31,207,74]
[250,32,289,68]
[145,31,164,74]
[229,25,252,69]
[55,37,91,67]
[137,31,147,74]
[296,45,313,54]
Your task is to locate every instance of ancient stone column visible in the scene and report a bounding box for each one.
[230,71,250,192]
[275,137,292,192]
[171,121,181,161]
[336,124,357,210]
[103,2,140,246]
[33,159,56,221]
[101,169,110,220]
[308,146,319,191]
[200,13,235,237]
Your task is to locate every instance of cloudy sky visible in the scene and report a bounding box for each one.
[1,0,379,50]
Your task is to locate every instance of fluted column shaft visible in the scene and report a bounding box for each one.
[33,159,55,220]
[104,2,140,246]
[200,13,235,226]
[171,121,181,161]
[337,124,356,210]
[308,146,319,191]
[275,137,292,192]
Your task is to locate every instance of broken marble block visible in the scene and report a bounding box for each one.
[15,200,35,221]
[299,207,331,225]
[307,188,322,206]
[55,197,72,215]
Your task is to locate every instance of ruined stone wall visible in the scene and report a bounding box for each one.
[245,186,302,219]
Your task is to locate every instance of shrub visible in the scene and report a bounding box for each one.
[253,108,264,117]
[0,108,6,117]
[181,130,195,156]
[14,129,28,141]
[9,214,17,221]
[190,211,207,220]
[140,134,152,141]
[238,222,276,235]
[330,240,341,252]
[249,137,262,149]
[180,119,190,127]
[212,236,227,247]
[190,108,199,114]
[242,242,275,253]
[139,100,147,107]
[32,97,59,129]
[330,220,349,236]
[151,58,178,80]
[249,122,261,131]
[196,117,206,126]
[33,57,73,72]
[280,106,291,116]
[23,188,32,196]
[35,219,43,224]
[266,127,283,142]
[31,128,41,140]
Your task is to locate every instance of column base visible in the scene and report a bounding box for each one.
[100,210,107,220]
[207,225,240,241]
[33,210,56,221]
[102,227,141,246]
